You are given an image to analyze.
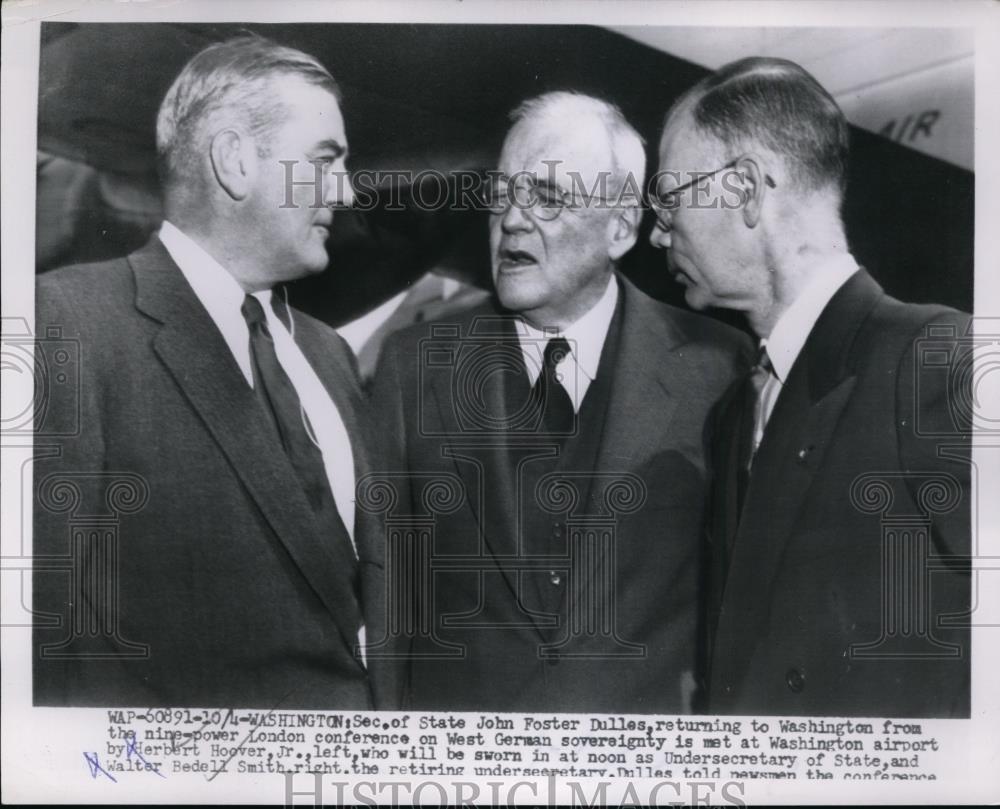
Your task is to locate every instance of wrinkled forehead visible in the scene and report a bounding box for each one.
[499,115,615,187]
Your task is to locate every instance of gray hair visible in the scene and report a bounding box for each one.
[155,34,339,185]
[509,91,646,196]
[667,57,849,196]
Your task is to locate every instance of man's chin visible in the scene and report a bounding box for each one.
[683,286,712,311]
[299,249,331,276]
[495,278,543,314]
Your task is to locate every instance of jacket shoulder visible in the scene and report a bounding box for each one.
[382,300,500,352]
[625,280,753,364]
[662,299,750,351]
[36,256,141,343]
[374,300,508,391]
[859,294,970,362]
[37,255,135,302]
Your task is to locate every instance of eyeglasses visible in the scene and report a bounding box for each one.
[649,159,775,232]
[482,175,618,222]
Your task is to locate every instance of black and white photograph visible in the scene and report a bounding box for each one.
[3,0,999,804]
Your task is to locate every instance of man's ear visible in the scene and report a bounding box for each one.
[209,129,255,200]
[607,204,642,261]
[732,153,769,229]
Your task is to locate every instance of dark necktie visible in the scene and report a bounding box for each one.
[241,294,361,593]
[535,337,575,438]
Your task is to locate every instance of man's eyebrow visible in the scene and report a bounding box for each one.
[312,139,347,159]
[531,177,569,194]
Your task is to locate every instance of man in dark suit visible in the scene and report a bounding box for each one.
[649,57,971,717]
[33,36,395,709]
[371,92,749,712]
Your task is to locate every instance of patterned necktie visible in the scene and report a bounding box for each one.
[535,337,575,439]
[748,344,774,466]
[736,344,774,518]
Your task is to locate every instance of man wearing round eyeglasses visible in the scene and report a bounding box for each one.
[485,98,642,330]
[373,91,749,712]
[650,57,971,718]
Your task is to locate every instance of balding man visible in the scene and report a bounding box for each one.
[650,57,971,717]
[33,36,397,709]
[372,92,749,712]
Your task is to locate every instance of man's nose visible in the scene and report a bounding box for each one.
[649,218,671,249]
[499,198,534,233]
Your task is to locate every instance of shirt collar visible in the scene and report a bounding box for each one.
[159,220,248,318]
[517,275,619,386]
[158,220,257,386]
[764,253,859,383]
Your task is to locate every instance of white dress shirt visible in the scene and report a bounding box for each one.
[515,276,619,412]
[158,221,359,555]
[753,253,860,450]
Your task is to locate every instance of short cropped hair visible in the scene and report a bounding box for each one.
[669,57,849,195]
[155,35,339,185]
[509,91,646,195]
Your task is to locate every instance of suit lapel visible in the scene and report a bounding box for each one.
[130,241,365,656]
[593,278,681,490]
[426,312,526,544]
[427,336,486,529]
[293,315,396,700]
[705,379,746,666]
[563,279,682,624]
[734,372,856,598]
[293,315,380,559]
[718,269,884,659]
[293,309,406,705]
[424,312,564,621]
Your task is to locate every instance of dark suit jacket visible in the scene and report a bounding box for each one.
[33,239,399,709]
[371,275,751,712]
[708,269,971,717]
